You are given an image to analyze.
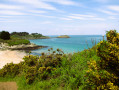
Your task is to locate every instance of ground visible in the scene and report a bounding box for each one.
[0,82,17,90]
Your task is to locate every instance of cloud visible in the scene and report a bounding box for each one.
[9,0,57,10]
[71,14,95,18]
[67,14,96,20]
[107,5,119,12]
[61,18,72,20]
[0,20,16,22]
[0,10,26,15]
[68,15,85,20]
[62,14,105,21]
[98,9,117,15]
[29,10,47,14]
[108,16,116,19]
[42,0,78,6]
[41,21,53,24]
[93,0,109,3]
[0,4,24,10]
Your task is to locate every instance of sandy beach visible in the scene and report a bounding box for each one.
[0,50,27,69]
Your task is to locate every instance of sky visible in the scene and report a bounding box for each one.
[0,0,119,35]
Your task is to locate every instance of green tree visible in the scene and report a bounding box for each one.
[0,31,10,40]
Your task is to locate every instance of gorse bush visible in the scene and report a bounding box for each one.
[0,48,66,84]
[0,63,23,77]
[86,30,119,90]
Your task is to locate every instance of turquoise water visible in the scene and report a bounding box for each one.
[30,35,105,55]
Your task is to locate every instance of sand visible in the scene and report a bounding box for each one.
[0,50,27,69]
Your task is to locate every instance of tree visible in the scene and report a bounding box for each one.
[0,31,10,40]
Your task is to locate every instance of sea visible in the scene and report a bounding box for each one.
[30,35,106,55]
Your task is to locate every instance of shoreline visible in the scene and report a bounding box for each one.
[0,43,48,69]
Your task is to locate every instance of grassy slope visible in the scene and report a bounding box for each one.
[0,36,30,46]
[0,46,100,90]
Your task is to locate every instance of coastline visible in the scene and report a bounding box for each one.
[0,43,48,69]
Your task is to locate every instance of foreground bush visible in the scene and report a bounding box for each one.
[0,48,66,85]
[0,62,23,77]
[86,30,119,89]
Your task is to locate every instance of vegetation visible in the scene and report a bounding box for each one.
[0,36,30,46]
[11,32,29,36]
[86,30,119,89]
[0,30,119,90]
[0,31,10,40]
[0,31,30,46]
[10,32,49,39]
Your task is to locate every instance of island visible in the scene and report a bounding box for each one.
[57,35,70,38]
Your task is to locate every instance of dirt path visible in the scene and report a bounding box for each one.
[0,82,17,90]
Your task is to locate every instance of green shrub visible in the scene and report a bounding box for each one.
[39,48,64,67]
[38,66,52,80]
[6,38,30,46]
[86,30,119,89]
[25,66,37,84]
[0,63,22,77]
[23,55,39,67]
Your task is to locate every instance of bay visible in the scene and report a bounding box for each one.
[30,35,105,55]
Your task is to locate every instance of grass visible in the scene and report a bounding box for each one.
[0,36,30,46]
[0,46,100,90]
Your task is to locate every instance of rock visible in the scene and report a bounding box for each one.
[0,43,47,52]
[57,35,70,38]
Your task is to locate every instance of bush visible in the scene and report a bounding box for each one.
[25,66,37,84]
[86,30,119,89]
[0,31,10,40]
[0,63,22,77]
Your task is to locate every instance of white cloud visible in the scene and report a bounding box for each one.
[93,0,109,3]
[41,21,53,24]
[108,16,116,19]
[62,14,105,21]
[108,5,119,12]
[0,4,24,10]
[42,0,78,6]
[0,10,26,15]
[91,18,105,21]
[98,9,117,15]
[61,18,72,20]
[68,15,85,20]
[0,20,16,22]
[9,0,57,10]
[71,14,95,18]
[29,10,47,14]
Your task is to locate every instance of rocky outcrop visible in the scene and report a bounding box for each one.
[57,35,70,38]
[0,43,47,52]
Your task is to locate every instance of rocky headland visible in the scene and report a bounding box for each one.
[0,43,47,52]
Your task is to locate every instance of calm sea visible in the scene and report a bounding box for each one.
[30,35,105,55]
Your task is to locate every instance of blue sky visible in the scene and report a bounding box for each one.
[0,0,119,35]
